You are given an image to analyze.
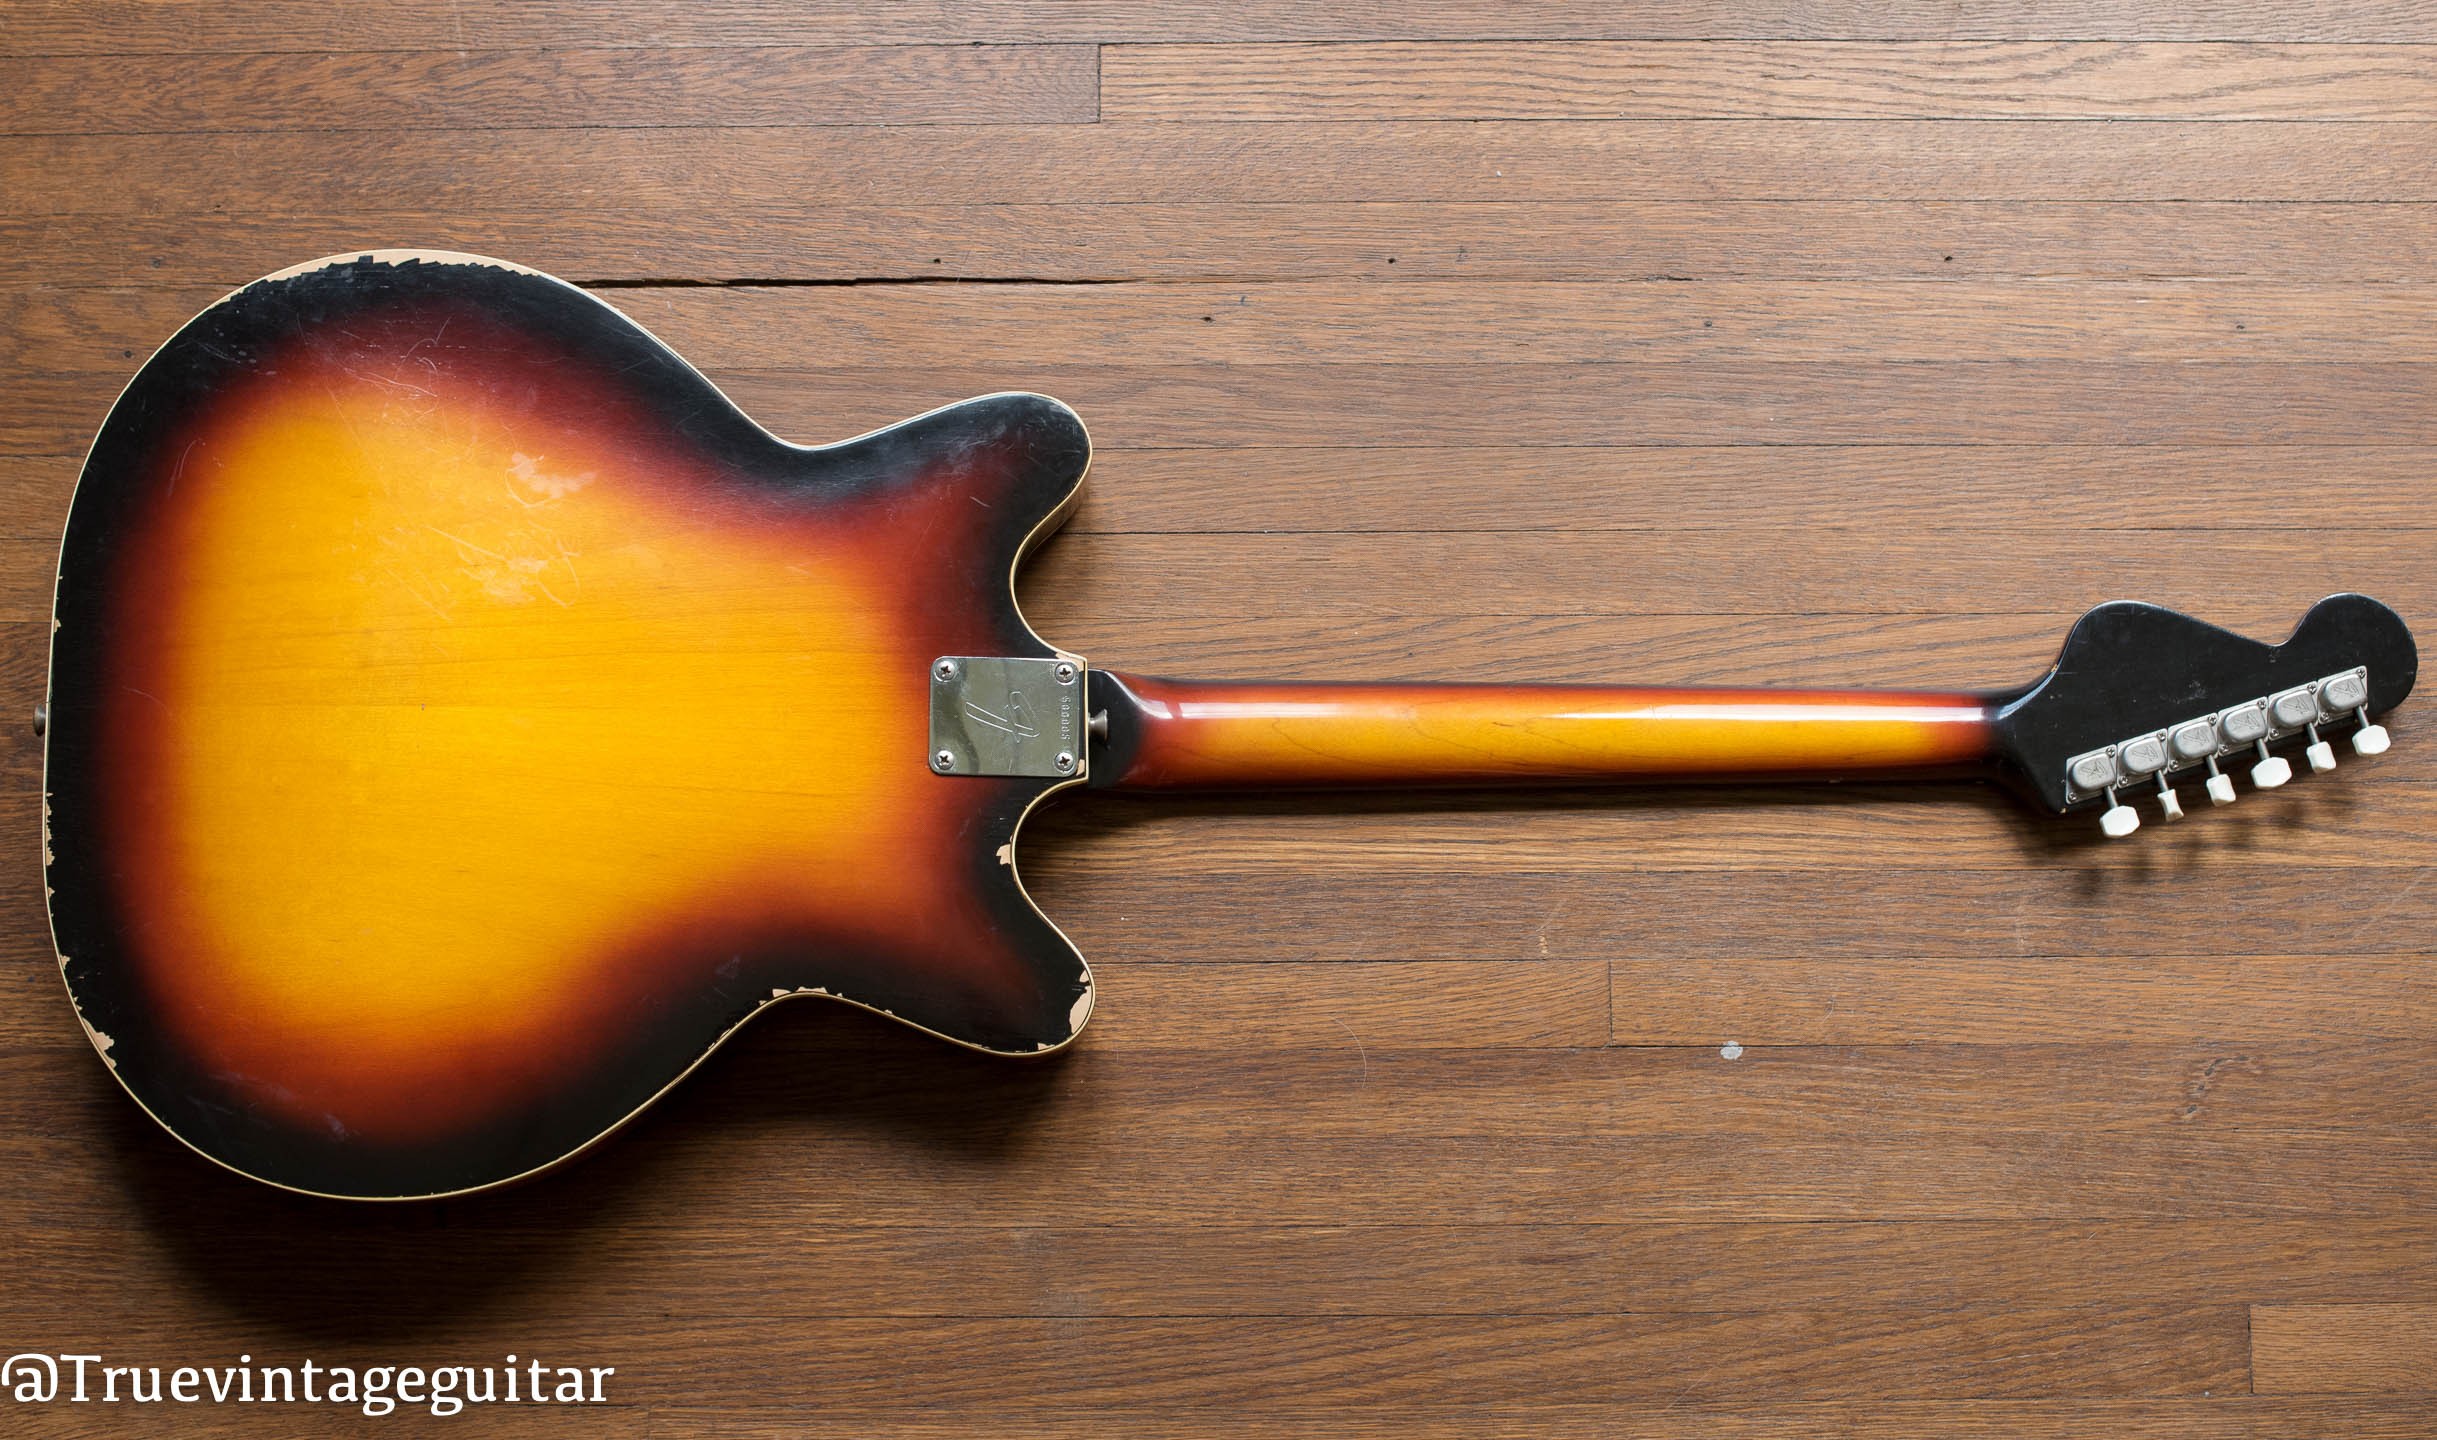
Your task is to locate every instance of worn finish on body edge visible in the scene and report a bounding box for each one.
[45,253,1094,1199]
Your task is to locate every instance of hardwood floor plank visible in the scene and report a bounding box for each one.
[1087,960,1611,1048]
[2253,1304,2437,1393]
[1018,528,2437,624]
[1612,953,2437,1044]
[1032,870,2437,968]
[1106,42,2437,122]
[8,2,2434,50]
[13,122,2436,214]
[0,46,1100,134]
[1016,783,2437,874]
[7,1213,2430,1321]
[33,279,2437,371]
[1073,445,2437,534]
[11,202,2437,287]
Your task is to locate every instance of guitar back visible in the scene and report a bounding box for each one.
[45,253,1093,1198]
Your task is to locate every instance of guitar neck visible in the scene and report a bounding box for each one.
[1087,671,2000,791]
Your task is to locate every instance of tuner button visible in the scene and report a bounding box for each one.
[2158,787,2185,822]
[2252,754,2293,789]
[2321,671,2368,713]
[2270,688,2319,730]
[2169,720,2219,761]
[2100,802,2141,838]
[2306,740,2336,773]
[2068,751,2119,792]
[2354,723,2392,757]
[2207,772,2238,806]
[2119,735,2168,775]
[2219,703,2268,745]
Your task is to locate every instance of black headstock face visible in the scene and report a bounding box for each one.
[1992,594,2416,834]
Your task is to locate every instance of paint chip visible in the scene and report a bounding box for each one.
[1720,1041,1744,1060]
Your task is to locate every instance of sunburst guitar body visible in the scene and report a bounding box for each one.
[49,254,1093,1197]
[45,253,2418,1198]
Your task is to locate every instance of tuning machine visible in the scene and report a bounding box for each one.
[2325,678,2392,759]
[2063,665,2384,838]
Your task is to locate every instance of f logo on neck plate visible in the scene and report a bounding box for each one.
[929,656,1084,778]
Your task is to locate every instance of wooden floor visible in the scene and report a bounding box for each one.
[5,4,2435,1435]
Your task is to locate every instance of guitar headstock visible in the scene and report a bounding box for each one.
[1992,593,2416,837]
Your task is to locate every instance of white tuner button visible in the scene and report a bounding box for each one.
[2306,740,2337,773]
[2207,772,2238,806]
[2252,754,2293,789]
[2355,723,2392,756]
[2100,802,2141,838]
[2158,787,2185,821]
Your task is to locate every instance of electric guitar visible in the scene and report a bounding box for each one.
[42,253,2417,1199]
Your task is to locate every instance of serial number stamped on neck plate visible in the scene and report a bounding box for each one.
[928,656,1084,779]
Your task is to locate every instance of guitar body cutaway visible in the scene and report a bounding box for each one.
[45,253,1094,1198]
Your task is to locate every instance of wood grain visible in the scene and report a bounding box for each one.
[2252,1304,2437,1393]
[9,202,2436,286]
[31,279,2437,369]
[1015,528,2437,625]
[1612,953,2437,1044]
[5,9,2434,1437]
[5,1210,2430,1320]
[13,122,2437,214]
[7,1,2436,49]
[0,46,1100,133]
[1020,785,2437,874]
[1105,42,2437,121]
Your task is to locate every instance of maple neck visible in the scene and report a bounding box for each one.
[1085,671,1998,791]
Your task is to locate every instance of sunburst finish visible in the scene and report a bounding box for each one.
[47,254,1093,1198]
